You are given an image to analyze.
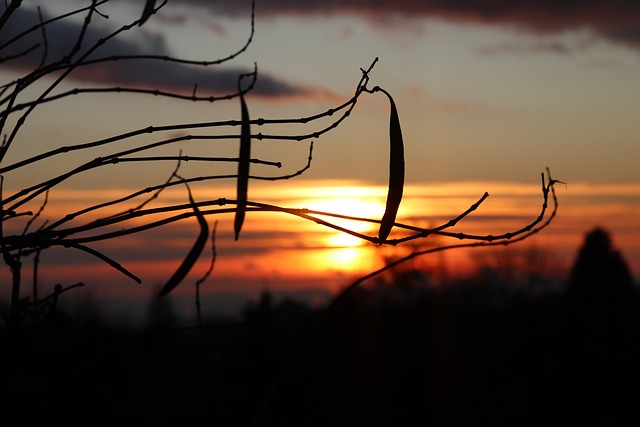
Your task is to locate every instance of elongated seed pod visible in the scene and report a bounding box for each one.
[378,88,405,242]
[234,91,251,240]
[158,189,208,297]
[139,0,156,26]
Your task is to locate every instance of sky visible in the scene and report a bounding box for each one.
[1,0,639,323]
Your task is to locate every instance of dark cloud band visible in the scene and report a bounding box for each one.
[184,0,640,50]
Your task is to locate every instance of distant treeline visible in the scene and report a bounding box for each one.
[2,227,638,426]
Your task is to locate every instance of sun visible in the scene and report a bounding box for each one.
[285,186,389,273]
[328,231,363,248]
[324,247,367,272]
[300,194,384,248]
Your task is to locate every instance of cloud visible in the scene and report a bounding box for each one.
[0,6,315,98]
[181,0,640,50]
[477,40,576,57]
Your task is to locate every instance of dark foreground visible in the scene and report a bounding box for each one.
[3,277,640,427]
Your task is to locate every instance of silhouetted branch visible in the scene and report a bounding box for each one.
[257,141,315,181]
[0,74,259,115]
[0,0,254,114]
[5,170,555,258]
[36,6,48,68]
[0,52,374,218]
[0,1,110,53]
[21,189,48,236]
[66,0,98,64]
[325,169,560,316]
[3,129,283,210]
[0,0,22,32]
[61,241,141,284]
[0,0,560,326]
[1,2,124,162]
[102,153,185,222]
[1,53,372,176]
[34,140,312,234]
[0,43,40,64]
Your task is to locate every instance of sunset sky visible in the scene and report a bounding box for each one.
[1,0,639,323]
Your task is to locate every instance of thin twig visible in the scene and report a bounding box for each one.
[36,6,49,69]
[195,220,218,327]
[40,142,312,232]
[0,0,110,52]
[0,56,369,174]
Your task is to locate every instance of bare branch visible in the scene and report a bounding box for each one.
[0,0,560,332]
[36,6,48,68]
[60,241,141,284]
[318,170,560,325]
[7,171,554,253]
[0,0,22,32]
[39,141,312,232]
[0,1,110,52]
[0,1,159,163]
[0,0,254,112]
[21,188,47,236]
[3,130,284,211]
[0,57,377,175]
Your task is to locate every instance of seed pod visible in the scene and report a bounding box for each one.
[139,0,156,26]
[378,88,405,242]
[234,91,251,240]
[158,189,208,297]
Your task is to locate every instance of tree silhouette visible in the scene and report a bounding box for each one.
[0,0,560,329]
[568,227,633,296]
[562,230,639,425]
[565,226,636,344]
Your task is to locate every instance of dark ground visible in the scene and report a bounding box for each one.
[3,228,639,426]
[2,278,640,426]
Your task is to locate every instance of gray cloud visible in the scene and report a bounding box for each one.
[477,40,576,57]
[0,5,313,98]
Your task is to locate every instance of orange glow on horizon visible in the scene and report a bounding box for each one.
[2,179,639,307]
[299,193,382,241]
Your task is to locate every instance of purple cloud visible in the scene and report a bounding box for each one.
[179,0,640,50]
